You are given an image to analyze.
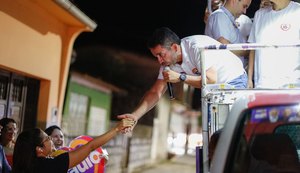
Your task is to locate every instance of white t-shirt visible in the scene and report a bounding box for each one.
[236,14,253,41]
[158,35,245,84]
[248,1,300,88]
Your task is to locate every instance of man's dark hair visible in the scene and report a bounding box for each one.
[147,27,181,49]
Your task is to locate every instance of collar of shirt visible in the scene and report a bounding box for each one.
[220,6,238,28]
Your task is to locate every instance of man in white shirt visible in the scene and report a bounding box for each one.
[247,0,300,88]
[117,27,247,131]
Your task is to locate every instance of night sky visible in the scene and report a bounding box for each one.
[71,0,260,55]
[72,0,211,55]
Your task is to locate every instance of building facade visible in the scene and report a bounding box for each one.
[0,0,96,130]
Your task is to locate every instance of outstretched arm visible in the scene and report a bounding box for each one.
[68,118,134,168]
[117,79,167,131]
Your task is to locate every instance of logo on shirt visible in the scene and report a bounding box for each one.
[280,24,291,31]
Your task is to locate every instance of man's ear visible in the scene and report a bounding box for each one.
[171,43,179,51]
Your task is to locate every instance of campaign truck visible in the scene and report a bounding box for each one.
[210,90,300,173]
[197,42,300,173]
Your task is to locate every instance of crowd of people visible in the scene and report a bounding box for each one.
[0,117,135,173]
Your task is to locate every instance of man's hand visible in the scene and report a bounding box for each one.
[117,113,138,134]
[162,69,180,83]
[115,118,136,132]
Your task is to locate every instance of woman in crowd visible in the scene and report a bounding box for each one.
[45,125,64,149]
[0,124,11,173]
[0,118,17,167]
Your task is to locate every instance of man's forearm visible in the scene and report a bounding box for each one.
[218,37,249,57]
[248,50,255,80]
[183,75,202,88]
[132,88,165,120]
[232,50,249,57]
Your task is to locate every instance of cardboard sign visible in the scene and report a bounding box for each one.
[52,135,108,173]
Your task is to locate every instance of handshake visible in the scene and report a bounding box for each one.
[115,118,137,133]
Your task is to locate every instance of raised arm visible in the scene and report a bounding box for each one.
[117,79,167,132]
[67,119,134,168]
[163,67,217,88]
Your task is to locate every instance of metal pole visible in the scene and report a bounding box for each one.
[201,42,300,50]
[200,49,209,173]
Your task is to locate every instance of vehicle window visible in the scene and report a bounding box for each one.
[274,124,300,159]
[229,104,300,173]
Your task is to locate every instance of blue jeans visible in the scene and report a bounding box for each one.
[228,72,247,89]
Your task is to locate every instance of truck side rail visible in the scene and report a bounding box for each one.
[200,42,300,88]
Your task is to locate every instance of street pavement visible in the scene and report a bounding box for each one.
[132,154,196,173]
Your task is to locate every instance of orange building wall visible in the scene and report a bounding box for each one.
[0,0,94,128]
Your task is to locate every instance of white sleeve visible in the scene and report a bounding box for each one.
[157,66,164,80]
